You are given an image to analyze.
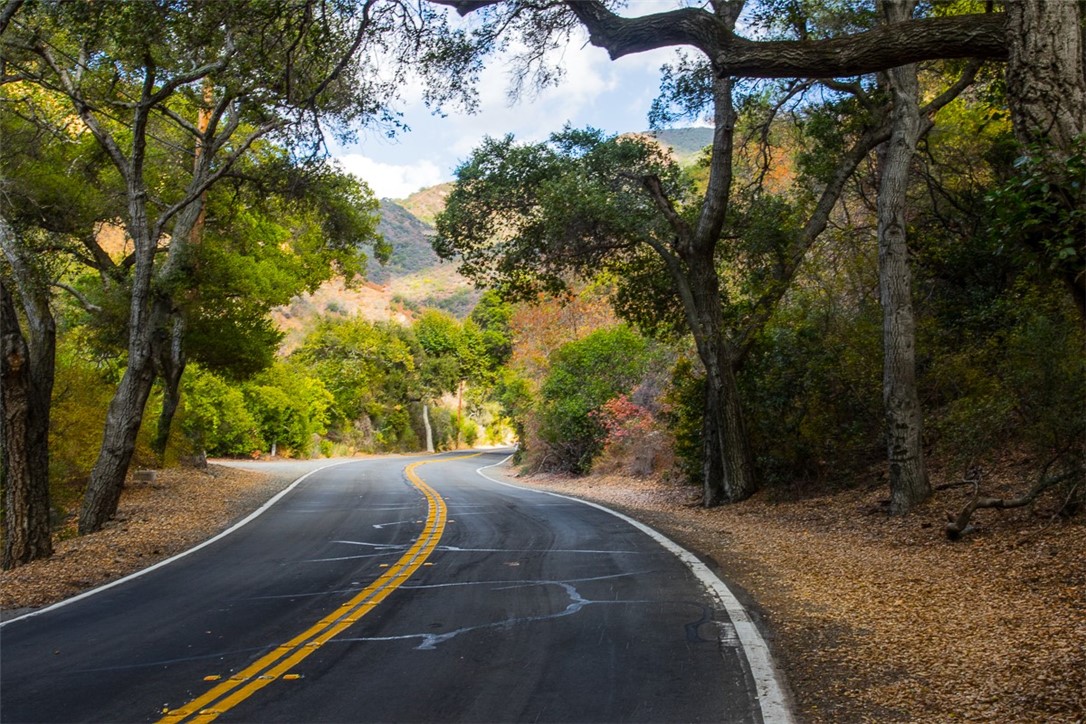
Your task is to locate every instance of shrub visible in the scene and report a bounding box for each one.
[535,325,654,473]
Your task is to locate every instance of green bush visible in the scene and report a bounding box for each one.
[537,325,655,473]
[182,366,264,457]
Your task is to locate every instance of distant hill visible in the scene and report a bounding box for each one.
[650,127,714,166]
[399,183,454,226]
[367,199,441,283]
[273,126,712,348]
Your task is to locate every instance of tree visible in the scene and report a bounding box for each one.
[0,84,120,565]
[2,0,474,533]
[875,0,928,512]
[182,366,263,458]
[434,0,1082,305]
[149,156,384,460]
[293,316,417,449]
[244,361,334,457]
[1,271,53,568]
[430,0,1073,512]
[435,98,889,504]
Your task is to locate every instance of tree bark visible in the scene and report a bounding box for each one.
[1005,0,1085,154]
[877,1,930,516]
[439,1,1008,74]
[152,314,186,463]
[687,262,757,505]
[1005,0,1086,312]
[422,402,435,453]
[1,278,54,568]
[78,180,161,533]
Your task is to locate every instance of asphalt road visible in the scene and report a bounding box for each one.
[0,450,783,723]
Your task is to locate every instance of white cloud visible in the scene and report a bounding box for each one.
[336,154,446,200]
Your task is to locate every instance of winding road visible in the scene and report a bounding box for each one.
[0,450,789,723]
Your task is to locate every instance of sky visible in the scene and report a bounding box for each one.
[331,11,693,200]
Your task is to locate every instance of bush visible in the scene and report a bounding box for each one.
[590,394,670,478]
[182,366,264,457]
[535,325,655,473]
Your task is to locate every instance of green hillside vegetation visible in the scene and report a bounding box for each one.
[648,127,714,165]
[367,200,441,282]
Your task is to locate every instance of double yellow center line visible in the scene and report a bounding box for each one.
[160,454,475,723]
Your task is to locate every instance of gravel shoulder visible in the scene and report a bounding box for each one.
[2,457,1083,723]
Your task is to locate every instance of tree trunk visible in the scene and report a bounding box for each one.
[79,197,161,533]
[422,402,434,453]
[80,164,205,533]
[152,314,186,463]
[686,259,757,506]
[699,352,756,506]
[876,1,930,515]
[1,279,54,568]
[1005,0,1086,313]
[78,349,158,534]
[1005,0,1085,155]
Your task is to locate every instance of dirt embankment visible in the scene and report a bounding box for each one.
[2,461,1082,722]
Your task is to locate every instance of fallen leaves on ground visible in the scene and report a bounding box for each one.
[0,465,295,613]
[2,458,1082,723]
[516,465,1085,723]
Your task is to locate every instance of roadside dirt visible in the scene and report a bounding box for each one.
[2,458,1082,722]
[0,465,297,616]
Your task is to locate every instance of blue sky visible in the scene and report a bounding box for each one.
[331,9,693,199]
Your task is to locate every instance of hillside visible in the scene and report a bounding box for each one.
[399,182,454,225]
[274,126,715,346]
[650,127,714,165]
[367,199,442,283]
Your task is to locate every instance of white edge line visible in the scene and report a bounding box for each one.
[476,455,795,724]
[1,460,359,628]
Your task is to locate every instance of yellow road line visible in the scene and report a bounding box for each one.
[159,454,478,723]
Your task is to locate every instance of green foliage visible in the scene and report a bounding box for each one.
[925,282,1086,473]
[47,336,117,512]
[435,127,686,300]
[739,286,883,486]
[537,326,655,473]
[182,367,263,457]
[469,290,514,370]
[661,357,706,486]
[293,316,415,428]
[984,138,1086,293]
[244,361,333,457]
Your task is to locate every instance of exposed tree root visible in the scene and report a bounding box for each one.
[945,466,1081,540]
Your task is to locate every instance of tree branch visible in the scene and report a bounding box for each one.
[733,112,892,362]
[437,1,1008,78]
[51,282,102,314]
[34,43,130,182]
[945,469,1081,540]
[145,35,235,107]
[0,0,25,36]
[568,2,1006,77]
[632,173,692,240]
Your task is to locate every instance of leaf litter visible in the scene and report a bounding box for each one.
[2,459,1082,723]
